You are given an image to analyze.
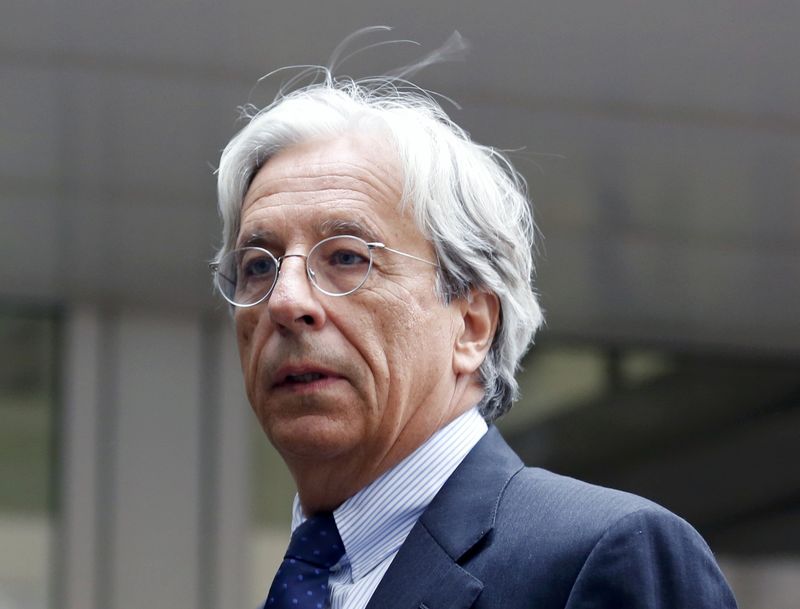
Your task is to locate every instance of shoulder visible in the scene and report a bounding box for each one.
[488,466,676,573]
[496,465,719,571]
[417,428,737,607]
[500,466,668,537]
[466,428,693,544]
[474,466,737,608]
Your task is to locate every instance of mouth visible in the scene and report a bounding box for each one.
[272,365,343,391]
[283,371,326,384]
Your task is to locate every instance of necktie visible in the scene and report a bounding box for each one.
[264,512,345,609]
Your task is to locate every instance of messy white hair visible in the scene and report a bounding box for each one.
[215,62,543,420]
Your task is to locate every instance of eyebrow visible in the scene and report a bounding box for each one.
[319,218,381,242]
[236,218,383,250]
[238,229,280,249]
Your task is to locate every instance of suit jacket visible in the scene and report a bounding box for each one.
[364,426,737,609]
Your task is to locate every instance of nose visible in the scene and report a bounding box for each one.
[267,255,327,331]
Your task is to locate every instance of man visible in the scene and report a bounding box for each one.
[211,72,737,608]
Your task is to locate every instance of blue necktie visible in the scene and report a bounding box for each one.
[264,512,345,609]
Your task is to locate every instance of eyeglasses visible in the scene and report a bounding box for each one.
[210,234,439,307]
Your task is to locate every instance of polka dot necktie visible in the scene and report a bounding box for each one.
[264,512,345,609]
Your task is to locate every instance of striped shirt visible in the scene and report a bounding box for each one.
[290,407,488,609]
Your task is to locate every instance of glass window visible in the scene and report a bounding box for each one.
[0,309,59,609]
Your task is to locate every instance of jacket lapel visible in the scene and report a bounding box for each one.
[365,427,524,609]
[363,522,483,609]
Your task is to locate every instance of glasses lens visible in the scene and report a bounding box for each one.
[216,247,278,305]
[307,236,373,295]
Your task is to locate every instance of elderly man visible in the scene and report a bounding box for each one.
[211,73,737,609]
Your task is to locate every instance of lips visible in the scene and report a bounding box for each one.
[284,372,326,383]
[272,364,343,389]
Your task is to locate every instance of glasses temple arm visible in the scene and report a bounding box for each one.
[209,262,237,289]
[368,242,439,267]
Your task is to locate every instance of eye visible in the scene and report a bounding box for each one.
[240,251,277,279]
[329,248,369,267]
[308,236,372,284]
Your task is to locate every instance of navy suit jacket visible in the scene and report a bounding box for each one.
[364,426,737,609]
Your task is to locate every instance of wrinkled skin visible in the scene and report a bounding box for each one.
[234,134,497,512]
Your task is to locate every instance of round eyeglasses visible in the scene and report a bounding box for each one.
[210,234,439,307]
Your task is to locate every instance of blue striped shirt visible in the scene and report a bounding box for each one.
[291,407,488,609]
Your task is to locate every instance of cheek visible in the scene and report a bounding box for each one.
[336,316,393,404]
[373,294,454,388]
[234,311,254,354]
[327,298,406,407]
[234,315,251,349]
[234,311,261,392]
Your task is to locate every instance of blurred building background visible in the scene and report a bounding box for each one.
[1,2,799,608]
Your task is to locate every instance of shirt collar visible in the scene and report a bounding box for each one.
[292,407,488,581]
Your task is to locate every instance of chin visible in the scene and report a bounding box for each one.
[265,411,359,461]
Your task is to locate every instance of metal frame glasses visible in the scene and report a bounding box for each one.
[209,234,438,307]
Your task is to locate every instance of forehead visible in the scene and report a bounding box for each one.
[239,134,420,245]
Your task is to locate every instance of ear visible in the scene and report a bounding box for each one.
[453,291,500,376]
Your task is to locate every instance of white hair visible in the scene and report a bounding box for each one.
[215,72,544,420]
